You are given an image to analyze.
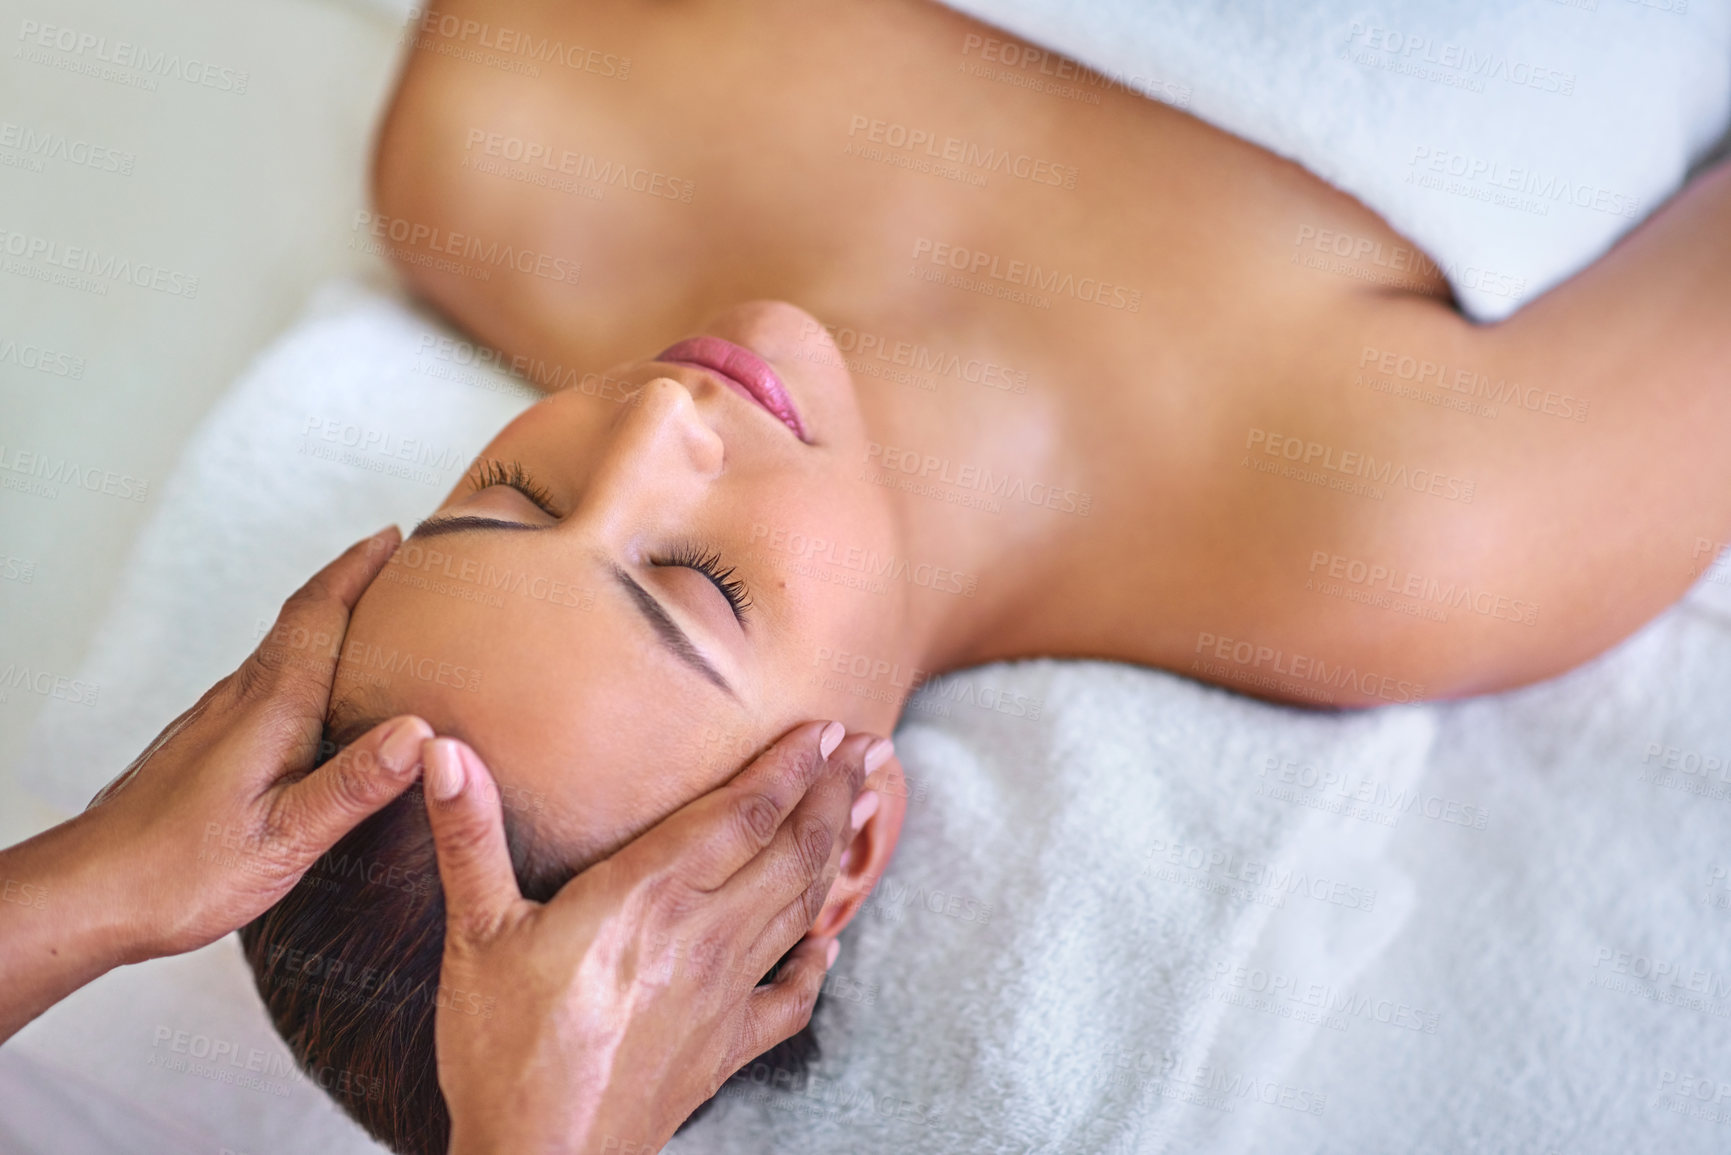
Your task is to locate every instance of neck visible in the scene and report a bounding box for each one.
[846,316,1088,681]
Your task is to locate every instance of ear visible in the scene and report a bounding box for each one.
[806,751,908,940]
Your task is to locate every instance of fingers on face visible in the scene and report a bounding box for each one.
[420,737,523,943]
[269,714,430,857]
[647,721,861,892]
[719,731,881,975]
[731,935,836,1072]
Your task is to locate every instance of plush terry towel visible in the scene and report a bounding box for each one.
[16,281,1433,1155]
[24,278,1731,1154]
[933,0,1731,321]
[18,1,1731,1148]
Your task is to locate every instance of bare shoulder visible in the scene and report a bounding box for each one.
[1201,206,1731,709]
[370,0,703,374]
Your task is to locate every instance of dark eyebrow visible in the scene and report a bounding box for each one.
[400,516,734,696]
[408,515,550,540]
[607,564,736,697]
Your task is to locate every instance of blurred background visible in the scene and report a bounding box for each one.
[1,0,411,842]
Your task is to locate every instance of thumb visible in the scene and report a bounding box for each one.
[422,737,522,942]
[272,714,432,858]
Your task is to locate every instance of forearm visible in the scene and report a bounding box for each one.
[0,814,145,1043]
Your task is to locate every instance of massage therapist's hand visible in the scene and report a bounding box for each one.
[0,527,431,1043]
[422,722,883,1155]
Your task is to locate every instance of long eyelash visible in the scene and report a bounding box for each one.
[659,542,753,620]
[468,458,560,517]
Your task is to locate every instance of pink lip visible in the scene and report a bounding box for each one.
[653,336,808,441]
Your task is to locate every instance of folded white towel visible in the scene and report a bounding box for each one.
[937,0,1731,320]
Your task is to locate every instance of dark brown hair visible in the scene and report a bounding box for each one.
[240,734,820,1155]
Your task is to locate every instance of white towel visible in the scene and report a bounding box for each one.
[19,1,1731,1148]
[935,0,1731,320]
[19,282,1433,1155]
[670,662,1433,1155]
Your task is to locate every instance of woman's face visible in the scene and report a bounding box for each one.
[328,300,909,865]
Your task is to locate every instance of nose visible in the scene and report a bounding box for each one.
[576,376,724,542]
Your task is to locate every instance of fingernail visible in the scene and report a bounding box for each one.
[863,737,895,774]
[379,717,430,776]
[850,790,880,830]
[826,939,840,968]
[819,721,845,759]
[425,738,466,801]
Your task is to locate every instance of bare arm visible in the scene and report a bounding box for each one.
[1233,160,1731,704]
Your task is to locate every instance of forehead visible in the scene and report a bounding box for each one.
[332,532,759,864]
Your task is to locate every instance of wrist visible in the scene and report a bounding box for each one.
[0,813,149,1041]
[17,811,162,965]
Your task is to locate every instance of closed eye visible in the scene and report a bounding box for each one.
[468,459,562,518]
[656,542,753,622]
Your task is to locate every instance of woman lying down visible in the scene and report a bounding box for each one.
[243,0,1731,1150]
